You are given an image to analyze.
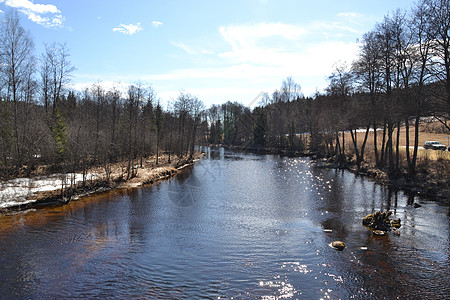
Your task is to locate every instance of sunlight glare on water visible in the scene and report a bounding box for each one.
[0,148,448,299]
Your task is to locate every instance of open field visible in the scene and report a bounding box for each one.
[350,122,450,161]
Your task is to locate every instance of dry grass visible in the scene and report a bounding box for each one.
[333,123,450,203]
[415,148,450,161]
[349,122,450,162]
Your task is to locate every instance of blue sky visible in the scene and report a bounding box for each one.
[0,0,415,107]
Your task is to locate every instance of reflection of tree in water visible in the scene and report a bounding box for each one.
[126,188,151,245]
[315,167,349,240]
[321,218,348,239]
[355,229,413,298]
[383,188,403,214]
[168,169,202,207]
[208,147,224,160]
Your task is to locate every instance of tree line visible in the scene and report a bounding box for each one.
[1,0,450,181]
[0,11,206,180]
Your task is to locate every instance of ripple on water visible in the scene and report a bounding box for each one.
[259,279,298,299]
[0,150,449,299]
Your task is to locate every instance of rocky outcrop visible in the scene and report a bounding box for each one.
[362,211,401,232]
[363,211,392,231]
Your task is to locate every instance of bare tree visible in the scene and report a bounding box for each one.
[125,85,140,178]
[327,62,354,160]
[91,82,105,162]
[375,15,399,175]
[40,43,76,120]
[172,91,205,159]
[402,2,435,175]
[390,9,412,173]
[422,0,450,130]
[188,95,205,159]
[0,10,35,168]
[281,76,302,102]
[105,85,121,162]
[353,30,383,165]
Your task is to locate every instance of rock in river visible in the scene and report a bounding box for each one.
[372,230,387,236]
[362,211,392,231]
[331,241,346,251]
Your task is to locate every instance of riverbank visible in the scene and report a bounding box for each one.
[0,153,202,213]
[321,154,450,205]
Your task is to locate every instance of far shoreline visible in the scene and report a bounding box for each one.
[217,144,450,206]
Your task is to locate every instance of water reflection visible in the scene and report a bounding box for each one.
[0,148,448,299]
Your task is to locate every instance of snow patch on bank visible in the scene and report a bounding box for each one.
[0,173,100,209]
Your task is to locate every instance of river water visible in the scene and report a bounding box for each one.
[0,148,449,299]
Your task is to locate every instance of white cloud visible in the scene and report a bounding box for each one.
[0,0,64,27]
[113,22,143,35]
[74,19,363,105]
[219,22,306,52]
[1,0,59,14]
[151,39,358,82]
[171,40,214,55]
[157,21,360,100]
[171,41,195,55]
[26,11,64,27]
[217,22,359,70]
[217,23,304,65]
[152,20,162,28]
[336,12,364,20]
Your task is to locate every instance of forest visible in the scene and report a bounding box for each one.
[0,0,449,186]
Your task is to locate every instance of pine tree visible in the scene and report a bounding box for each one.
[154,102,164,164]
[52,108,68,162]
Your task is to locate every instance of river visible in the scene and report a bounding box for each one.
[0,148,449,299]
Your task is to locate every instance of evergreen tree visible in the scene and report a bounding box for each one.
[154,102,164,164]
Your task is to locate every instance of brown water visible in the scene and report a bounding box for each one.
[0,148,449,299]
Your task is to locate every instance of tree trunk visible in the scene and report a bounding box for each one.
[335,131,341,156]
[350,129,360,164]
[410,114,421,176]
[380,122,387,168]
[395,121,400,174]
[387,121,394,176]
[405,116,411,169]
[360,125,370,163]
[373,121,379,165]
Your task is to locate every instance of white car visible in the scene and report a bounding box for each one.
[423,141,447,150]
